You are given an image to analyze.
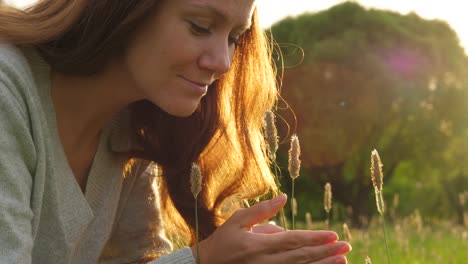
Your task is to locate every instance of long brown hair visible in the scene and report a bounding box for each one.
[1,0,278,253]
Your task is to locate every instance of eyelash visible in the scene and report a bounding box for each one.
[189,21,240,47]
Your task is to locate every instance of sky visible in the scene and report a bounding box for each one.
[5,0,468,51]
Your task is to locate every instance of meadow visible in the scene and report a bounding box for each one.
[294,213,467,263]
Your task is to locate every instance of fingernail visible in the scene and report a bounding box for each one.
[336,242,352,254]
[334,255,347,264]
[271,194,286,206]
[327,232,338,242]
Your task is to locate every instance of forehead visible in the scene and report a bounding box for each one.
[181,0,256,24]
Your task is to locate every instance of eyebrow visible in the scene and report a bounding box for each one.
[187,4,252,31]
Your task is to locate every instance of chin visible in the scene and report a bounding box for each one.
[162,105,199,118]
[150,96,202,117]
[170,111,196,118]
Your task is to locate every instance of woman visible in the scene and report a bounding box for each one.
[0,0,351,263]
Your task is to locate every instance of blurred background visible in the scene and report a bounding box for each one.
[2,0,467,261]
[263,1,468,226]
[258,3,468,262]
[3,0,467,228]
[258,1,468,226]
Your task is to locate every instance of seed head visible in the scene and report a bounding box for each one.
[305,212,313,229]
[343,223,352,242]
[288,134,301,179]
[365,256,372,264]
[393,193,400,209]
[324,182,332,213]
[263,110,278,159]
[459,192,466,207]
[190,163,202,198]
[464,212,468,228]
[370,149,384,192]
[370,150,385,215]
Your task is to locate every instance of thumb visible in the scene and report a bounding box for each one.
[230,194,287,229]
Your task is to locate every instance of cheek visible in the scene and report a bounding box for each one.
[122,47,160,101]
[131,33,197,72]
[124,32,171,87]
[122,19,206,94]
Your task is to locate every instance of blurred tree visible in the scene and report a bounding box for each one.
[270,1,468,225]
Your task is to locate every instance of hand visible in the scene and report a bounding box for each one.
[191,194,351,264]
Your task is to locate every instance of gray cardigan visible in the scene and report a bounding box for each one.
[0,44,195,263]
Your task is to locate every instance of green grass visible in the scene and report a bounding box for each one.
[297,217,467,264]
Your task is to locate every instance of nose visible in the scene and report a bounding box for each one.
[198,39,233,78]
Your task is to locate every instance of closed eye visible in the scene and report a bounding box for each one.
[188,21,210,35]
[188,20,240,47]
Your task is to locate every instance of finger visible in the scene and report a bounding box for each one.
[266,242,351,264]
[267,254,348,264]
[255,230,339,251]
[252,223,284,234]
[229,194,287,229]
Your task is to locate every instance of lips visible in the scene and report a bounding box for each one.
[188,79,209,87]
[179,75,210,95]
[179,76,211,87]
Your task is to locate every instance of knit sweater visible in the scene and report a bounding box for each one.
[0,43,195,264]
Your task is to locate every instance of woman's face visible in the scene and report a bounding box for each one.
[123,0,256,117]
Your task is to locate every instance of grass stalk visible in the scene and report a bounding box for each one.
[195,199,200,264]
[273,164,288,229]
[370,150,390,264]
[288,134,301,230]
[190,163,202,264]
[291,179,296,229]
[382,214,391,264]
[324,182,332,229]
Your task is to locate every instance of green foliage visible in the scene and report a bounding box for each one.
[270,1,468,223]
[271,2,464,68]
[345,220,468,263]
[294,217,467,263]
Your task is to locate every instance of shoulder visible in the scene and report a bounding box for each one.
[0,42,33,82]
[0,45,38,165]
[0,43,42,118]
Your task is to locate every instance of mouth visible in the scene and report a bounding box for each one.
[178,75,210,95]
[179,76,211,87]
